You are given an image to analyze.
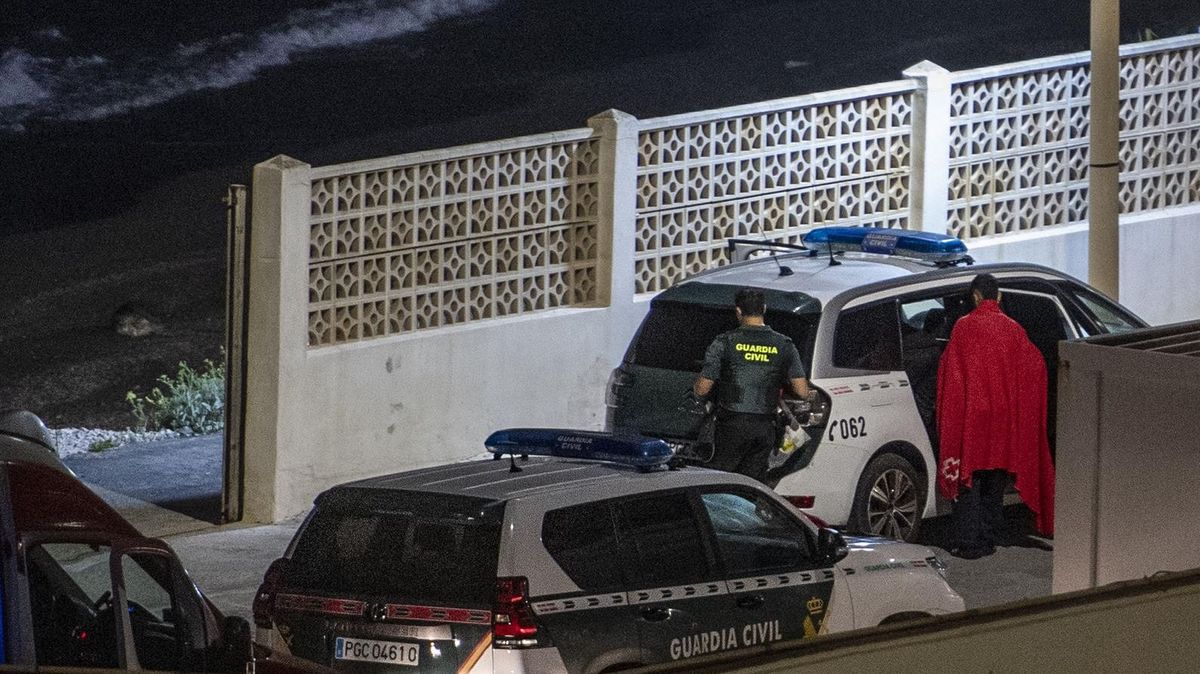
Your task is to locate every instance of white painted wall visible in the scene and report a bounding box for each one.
[967,204,1200,325]
[269,301,650,519]
[1055,329,1200,594]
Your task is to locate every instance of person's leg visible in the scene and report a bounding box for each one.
[979,470,1009,545]
[709,414,748,472]
[733,416,776,483]
[951,471,995,558]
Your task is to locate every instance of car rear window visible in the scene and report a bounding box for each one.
[284,490,504,606]
[631,301,818,372]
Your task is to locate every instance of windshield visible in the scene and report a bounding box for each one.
[630,300,818,373]
[284,490,504,606]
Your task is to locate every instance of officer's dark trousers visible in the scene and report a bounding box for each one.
[952,469,1008,553]
[711,411,776,483]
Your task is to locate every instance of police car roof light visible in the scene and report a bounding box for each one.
[485,429,673,469]
[801,226,969,264]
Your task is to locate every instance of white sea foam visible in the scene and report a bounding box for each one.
[0,49,51,108]
[0,0,498,129]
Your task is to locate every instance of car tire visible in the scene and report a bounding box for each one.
[849,453,925,542]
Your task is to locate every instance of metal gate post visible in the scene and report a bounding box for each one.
[223,184,250,523]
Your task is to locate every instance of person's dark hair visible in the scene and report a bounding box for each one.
[970,273,1000,301]
[734,288,766,317]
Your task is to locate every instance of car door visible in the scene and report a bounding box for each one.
[0,466,16,667]
[612,490,728,666]
[21,534,218,672]
[110,540,214,672]
[696,487,836,644]
[998,286,1079,449]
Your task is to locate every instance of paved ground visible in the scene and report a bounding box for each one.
[70,435,1053,621]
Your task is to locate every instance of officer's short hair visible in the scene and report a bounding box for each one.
[735,288,766,317]
[970,273,1000,301]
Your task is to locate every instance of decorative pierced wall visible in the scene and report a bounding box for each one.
[948,41,1200,239]
[307,138,601,347]
[633,90,915,294]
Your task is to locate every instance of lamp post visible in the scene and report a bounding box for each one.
[1089,0,1120,299]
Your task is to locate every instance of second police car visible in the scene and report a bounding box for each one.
[253,431,964,673]
[606,226,1147,541]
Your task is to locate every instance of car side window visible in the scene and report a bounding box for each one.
[614,492,712,587]
[1067,286,1142,334]
[833,300,902,371]
[543,502,625,592]
[699,491,815,575]
[27,542,119,668]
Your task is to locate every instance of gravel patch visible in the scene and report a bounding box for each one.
[51,427,183,457]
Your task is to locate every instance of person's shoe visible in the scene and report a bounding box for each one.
[949,544,995,560]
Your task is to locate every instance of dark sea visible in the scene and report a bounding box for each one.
[2,0,1199,235]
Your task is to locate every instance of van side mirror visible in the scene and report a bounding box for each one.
[222,615,253,659]
[817,527,849,565]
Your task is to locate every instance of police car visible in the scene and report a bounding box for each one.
[253,430,963,673]
[606,227,1146,542]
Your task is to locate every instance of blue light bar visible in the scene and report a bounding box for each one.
[485,429,673,468]
[802,226,968,263]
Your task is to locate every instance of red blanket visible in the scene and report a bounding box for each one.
[936,300,1055,535]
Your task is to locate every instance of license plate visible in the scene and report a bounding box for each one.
[334,636,419,666]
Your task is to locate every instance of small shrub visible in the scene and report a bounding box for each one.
[89,438,117,452]
[126,358,225,434]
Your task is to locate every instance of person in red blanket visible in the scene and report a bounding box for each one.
[936,273,1055,559]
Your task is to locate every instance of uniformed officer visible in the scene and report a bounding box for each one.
[693,288,812,482]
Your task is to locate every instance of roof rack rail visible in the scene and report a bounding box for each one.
[725,239,811,264]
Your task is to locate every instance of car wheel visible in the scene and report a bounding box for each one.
[849,453,924,542]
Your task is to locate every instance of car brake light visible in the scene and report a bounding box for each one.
[785,495,816,509]
[606,368,633,406]
[493,577,539,648]
[252,558,290,629]
[803,512,829,528]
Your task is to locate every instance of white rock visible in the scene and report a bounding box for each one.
[50,427,183,458]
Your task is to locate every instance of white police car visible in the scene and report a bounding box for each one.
[607,227,1147,541]
[253,431,963,673]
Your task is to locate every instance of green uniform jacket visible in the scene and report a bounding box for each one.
[700,324,806,415]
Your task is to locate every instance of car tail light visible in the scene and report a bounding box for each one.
[785,495,816,509]
[493,577,539,648]
[803,512,829,528]
[252,558,290,629]
[605,368,633,407]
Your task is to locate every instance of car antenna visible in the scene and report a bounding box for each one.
[825,238,841,267]
[753,218,793,276]
[493,450,525,472]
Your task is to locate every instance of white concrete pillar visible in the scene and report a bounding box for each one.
[1089,0,1121,300]
[588,109,641,306]
[244,155,311,523]
[902,61,953,235]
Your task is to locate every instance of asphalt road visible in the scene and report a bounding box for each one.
[70,435,1052,620]
[64,434,224,523]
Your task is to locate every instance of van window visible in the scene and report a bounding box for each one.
[118,552,208,671]
[615,492,712,587]
[543,502,624,592]
[285,492,504,606]
[833,301,902,371]
[27,543,118,668]
[631,301,818,372]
